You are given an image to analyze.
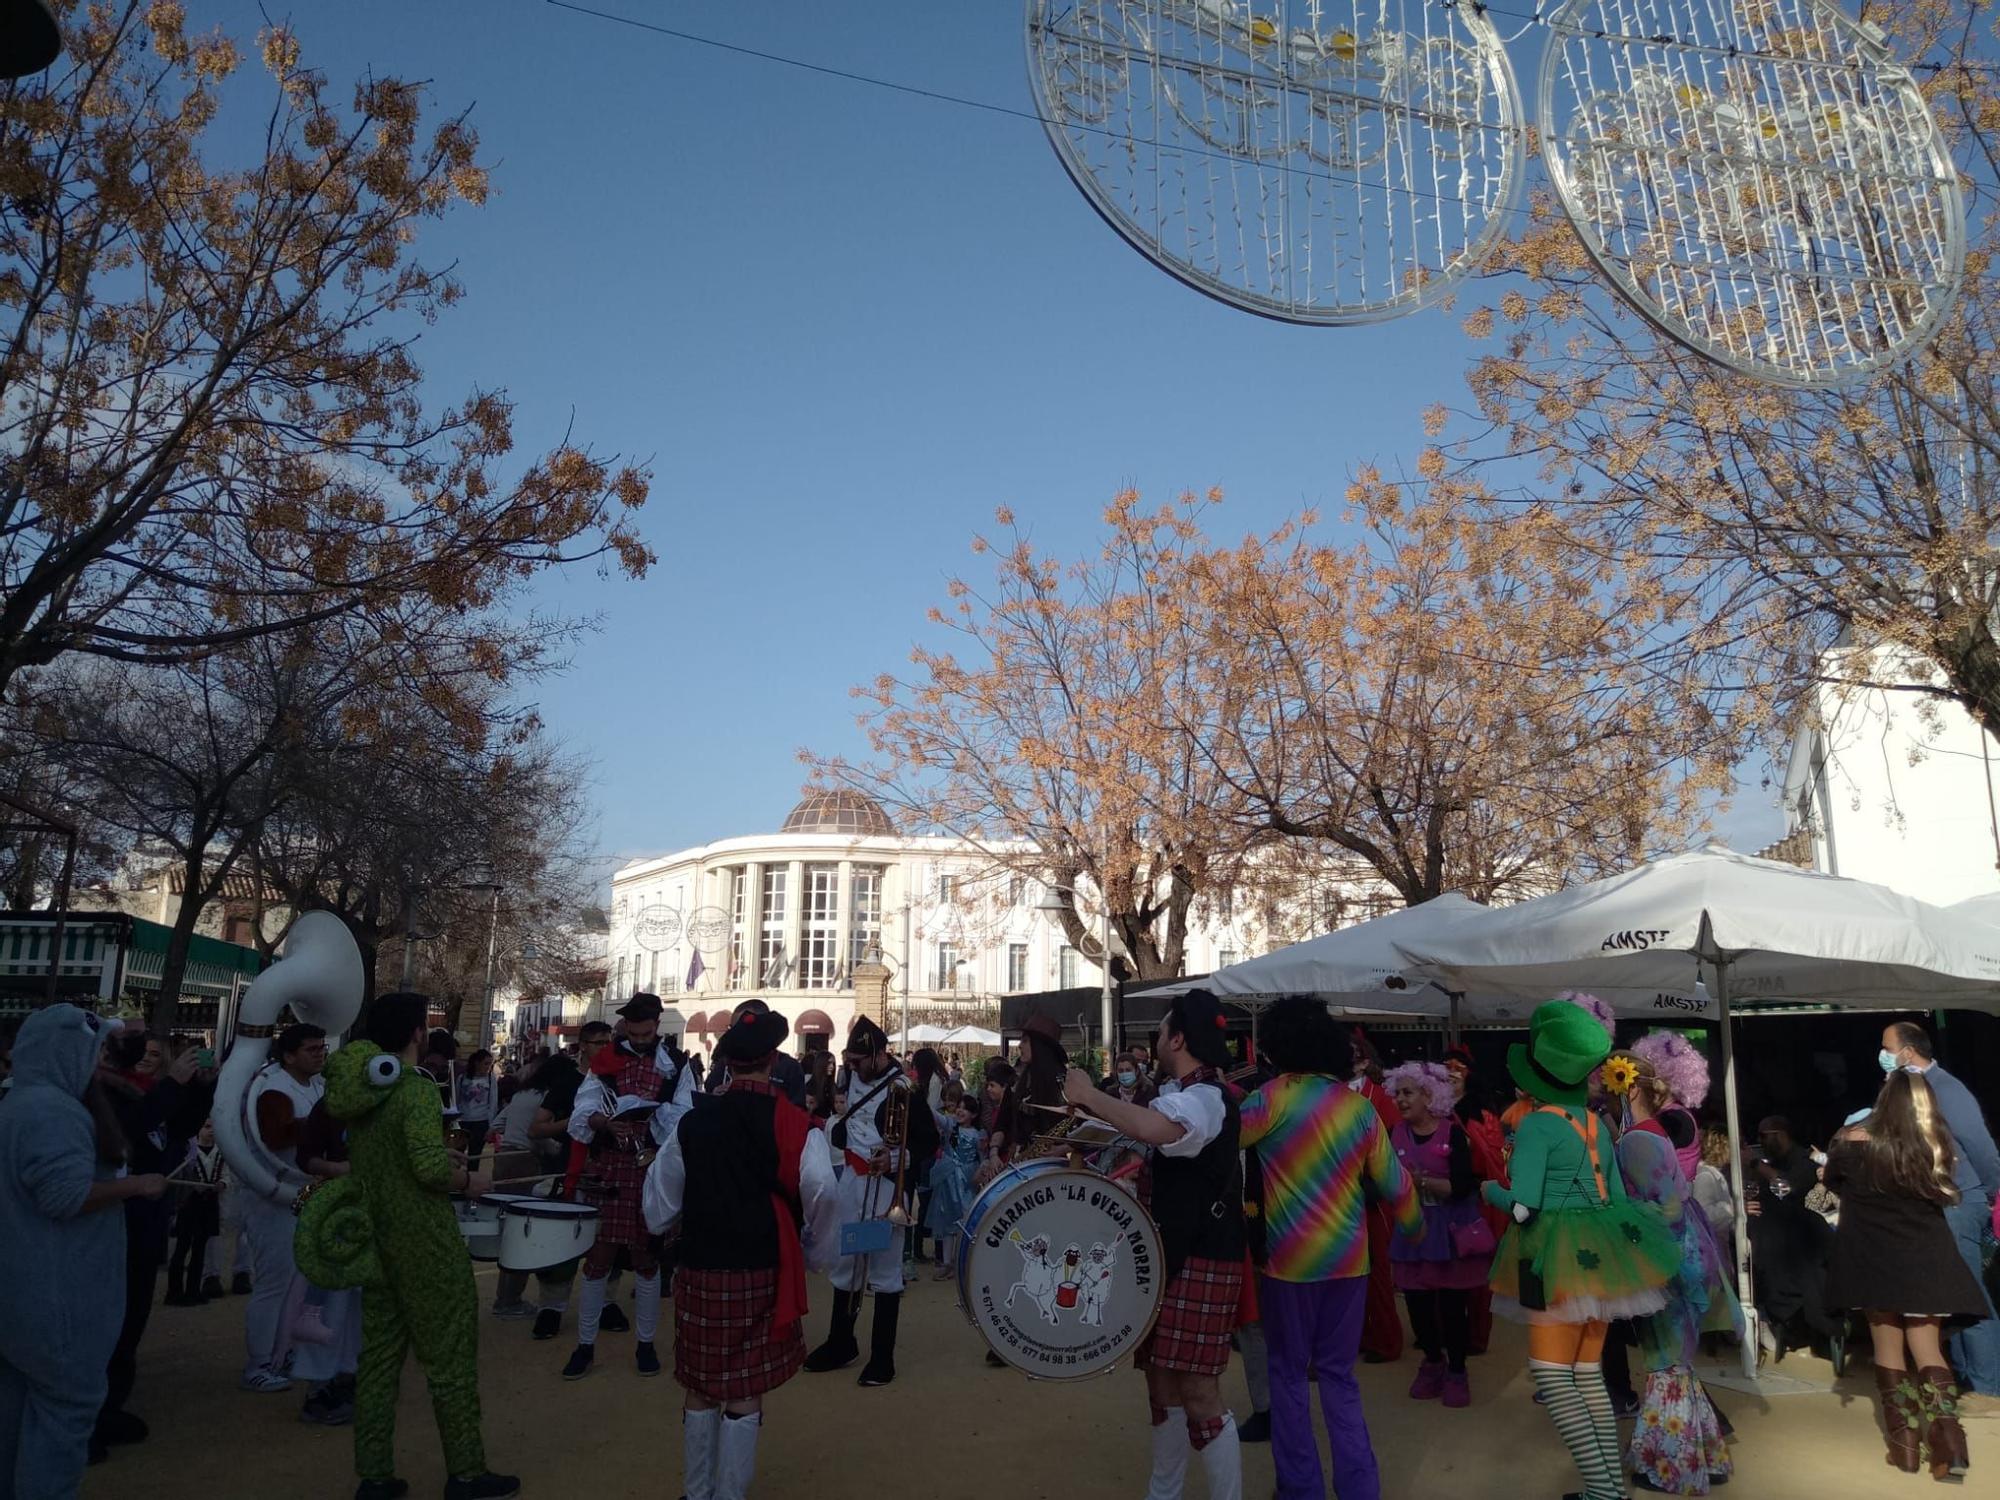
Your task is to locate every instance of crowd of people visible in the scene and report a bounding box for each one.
[0,987,1995,1500]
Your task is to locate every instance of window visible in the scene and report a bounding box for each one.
[759,868,788,986]
[1008,874,1027,908]
[729,868,749,989]
[1217,948,1236,970]
[936,871,956,904]
[1007,942,1029,992]
[936,941,962,991]
[800,864,842,989]
[848,866,882,970]
[1058,944,1078,989]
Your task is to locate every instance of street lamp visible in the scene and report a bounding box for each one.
[1,2,60,79]
[1037,879,1123,1067]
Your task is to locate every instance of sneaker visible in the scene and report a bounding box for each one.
[598,1304,631,1334]
[300,1394,355,1427]
[96,1410,148,1446]
[1408,1361,1446,1400]
[443,1473,520,1500]
[1442,1371,1471,1409]
[354,1482,409,1500]
[1237,1410,1271,1443]
[240,1369,292,1394]
[531,1309,562,1341]
[200,1276,226,1299]
[231,1272,252,1295]
[1959,1391,2000,1419]
[561,1344,594,1381]
[1612,1389,1641,1418]
[931,1263,953,1281]
[636,1340,661,1377]
[490,1302,536,1322]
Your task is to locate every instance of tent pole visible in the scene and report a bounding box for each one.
[1447,991,1462,1049]
[1714,955,1758,1381]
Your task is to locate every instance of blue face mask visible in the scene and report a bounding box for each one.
[1118,1071,1137,1087]
[1878,1048,1901,1074]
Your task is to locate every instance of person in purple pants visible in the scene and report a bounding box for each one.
[1240,999,1423,1500]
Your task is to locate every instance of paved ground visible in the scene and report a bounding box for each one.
[84,1261,1989,1499]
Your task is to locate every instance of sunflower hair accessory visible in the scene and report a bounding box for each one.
[1602,1054,1642,1096]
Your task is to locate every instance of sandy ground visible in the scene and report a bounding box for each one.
[82,1259,1990,1500]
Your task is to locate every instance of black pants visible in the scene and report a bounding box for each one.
[1403,1288,1471,1372]
[461,1122,490,1170]
[1602,1319,1637,1405]
[166,1228,211,1301]
[101,1241,161,1426]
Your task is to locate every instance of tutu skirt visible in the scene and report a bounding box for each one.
[1489,1201,1680,1324]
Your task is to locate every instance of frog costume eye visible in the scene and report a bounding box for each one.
[366,1053,403,1088]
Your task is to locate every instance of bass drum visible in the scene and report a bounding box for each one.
[956,1156,1163,1380]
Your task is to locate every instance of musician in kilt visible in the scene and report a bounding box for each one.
[561,993,697,1382]
[1066,990,1247,1500]
[644,1007,838,1500]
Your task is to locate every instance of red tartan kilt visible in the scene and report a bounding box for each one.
[582,1157,649,1248]
[673,1266,805,1400]
[1136,1256,1243,1375]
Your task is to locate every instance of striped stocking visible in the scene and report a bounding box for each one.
[1530,1362,1618,1499]
[1573,1364,1629,1500]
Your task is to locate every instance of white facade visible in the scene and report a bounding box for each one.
[1782,646,2000,907]
[605,792,1268,1049]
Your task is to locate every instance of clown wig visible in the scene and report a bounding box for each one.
[1630,1031,1710,1111]
[1383,1060,1458,1118]
[1556,990,1617,1041]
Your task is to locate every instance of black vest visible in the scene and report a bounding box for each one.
[1151,1073,1245,1280]
[674,1087,792,1270]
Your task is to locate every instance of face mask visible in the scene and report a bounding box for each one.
[1878,1048,1900,1074]
[1118,1071,1137,1087]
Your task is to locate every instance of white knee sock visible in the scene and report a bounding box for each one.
[577,1274,608,1347]
[1573,1363,1628,1500]
[1146,1406,1189,1500]
[635,1272,662,1342]
[1197,1414,1242,1500]
[682,1408,722,1500]
[716,1412,761,1500]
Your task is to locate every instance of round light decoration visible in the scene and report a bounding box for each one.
[1537,0,1965,387]
[1026,0,1525,324]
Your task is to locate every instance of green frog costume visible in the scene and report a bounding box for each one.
[298,1039,486,1493]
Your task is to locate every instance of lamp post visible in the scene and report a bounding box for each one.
[1,2,60,79]
[1037,879,1120,1066]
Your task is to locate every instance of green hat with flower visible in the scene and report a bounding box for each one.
[1507,999,1614,1107]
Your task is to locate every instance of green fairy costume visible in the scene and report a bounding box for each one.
[298,1041,486,1490]
[1482,1003,1680,1324]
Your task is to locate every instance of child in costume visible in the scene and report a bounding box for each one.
[1481,1002,1680,1500]
[925,1087,982,1278]
[1603,1046,1739,1495]
[300,992,517,1500]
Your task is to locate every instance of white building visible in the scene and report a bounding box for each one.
[605,790,1270,1052]
[1782,646,2000,906]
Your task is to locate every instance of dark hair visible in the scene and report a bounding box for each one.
[1261,996,1353,1078]
[580,1021,612,1043]
[363,993,430,1054]
[912,1047,946,1091]
[274,1023,326,1063]
[109,1029,155,1071]
[1164,991,1233,1070]
[1854,1070,1960,1205]
[983,1059,1017,1090]
[467,1049,493,1074]
[426,1028,458,1062]
[1887,1021,1934,1062]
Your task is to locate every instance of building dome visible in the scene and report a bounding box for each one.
[780,789,898,837]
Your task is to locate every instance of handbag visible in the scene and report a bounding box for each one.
[1450,1214,1496,1259]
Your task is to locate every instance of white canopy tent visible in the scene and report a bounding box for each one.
[889,1023,954,1047]
[1144,892,1715,1030]
[1386,846,2000,1375]
[936,1024,1001,1048]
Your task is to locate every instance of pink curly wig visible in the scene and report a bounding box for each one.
[1383,1061,1458,1117]
[1557,991,1617,1041]
[1630,1031,1710,1110]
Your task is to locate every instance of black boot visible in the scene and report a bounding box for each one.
[858,1292,901,1387]
[803,1289,860,1373]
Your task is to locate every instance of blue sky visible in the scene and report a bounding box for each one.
[243,0,1783,872]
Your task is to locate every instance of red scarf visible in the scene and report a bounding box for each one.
[734,1080,813,1336]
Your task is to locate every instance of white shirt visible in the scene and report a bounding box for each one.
[251,1066,325,1170]
[1150,1074,1227,1159]
[498,1088,544,1151]
[643,1110,842,1273]
[566,1043,698,1147]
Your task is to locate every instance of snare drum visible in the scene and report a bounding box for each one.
[956,1157,1162,1380]
[453,1194,520,1261]
[496,1199,601,1272]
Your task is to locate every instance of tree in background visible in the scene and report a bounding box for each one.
[1436,6,2000,758]
[810,490,1253,983]
[0,2,651,694]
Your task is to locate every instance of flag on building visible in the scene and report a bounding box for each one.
[686,950,705,990]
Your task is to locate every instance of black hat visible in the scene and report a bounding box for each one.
[846,1015,889,1055]
[716,1006,789,1064]
[616,992,665,1023]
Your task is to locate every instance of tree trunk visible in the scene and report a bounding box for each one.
[149,861,209,1036]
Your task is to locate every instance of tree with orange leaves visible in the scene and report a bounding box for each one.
[809,489,1251,983]
[1436,3,2000,753]
[0,2,651,695]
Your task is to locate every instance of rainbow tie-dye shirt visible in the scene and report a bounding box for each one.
[1240,1074,1422,1283]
